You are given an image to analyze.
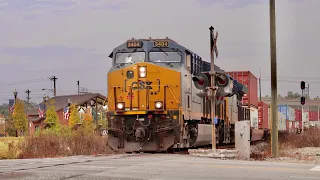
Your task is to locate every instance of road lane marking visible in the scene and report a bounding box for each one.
[290,176,320,179]
[310,166,320,172]
[192,164,310,172]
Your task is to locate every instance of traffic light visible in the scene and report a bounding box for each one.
[192,73,209,90]
[301,81,305,90]
[301,96,305,105]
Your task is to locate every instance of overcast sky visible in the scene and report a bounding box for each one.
[0,0,319,104]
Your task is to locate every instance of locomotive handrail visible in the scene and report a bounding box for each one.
[106,87,115,105]
[166,85,181,106]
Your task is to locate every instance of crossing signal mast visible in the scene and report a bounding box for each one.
[300,80,306,133]
[300,81,305,105]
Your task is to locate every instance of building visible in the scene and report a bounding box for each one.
[27,93,108,135]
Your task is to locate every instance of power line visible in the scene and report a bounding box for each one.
[261,78,320,84]
[262,75,320,80]
[0,77,50,87]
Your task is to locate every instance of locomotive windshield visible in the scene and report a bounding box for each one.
[115,51,145,64]
[149,51,182,63]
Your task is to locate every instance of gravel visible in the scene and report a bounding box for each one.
[250,142,320,164]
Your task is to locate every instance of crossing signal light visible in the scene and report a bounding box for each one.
[215,73,231,88]
[215,73,234,97]
[301,96,305,105]
[192,73,209,90]
[301,81,305,90]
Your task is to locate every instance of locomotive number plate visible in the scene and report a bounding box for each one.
[127,41,143,48]
[153,41,169,48]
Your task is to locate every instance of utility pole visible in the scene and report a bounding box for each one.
[209,26,218,150]
[77,81,80,94]
[269,0,279,158]
[50,76,58,97]
[25,89,31,103]
[259,67,262,102]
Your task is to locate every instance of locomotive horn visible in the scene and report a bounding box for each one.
[192,73,209,90]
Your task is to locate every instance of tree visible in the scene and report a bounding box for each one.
[81,109,95,133]
[314,96,320,100]
[44,99,60,130]
[68,104,80,128]
[99,118,108,129]
[12,99,28,136]
[5,113,17,137]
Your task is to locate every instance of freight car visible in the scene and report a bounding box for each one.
[106,37,249,152]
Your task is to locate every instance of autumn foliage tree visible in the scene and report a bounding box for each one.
[81,108,95,133]
[68,104,80,128]
[12,99,28,136]
[44,99,60,130]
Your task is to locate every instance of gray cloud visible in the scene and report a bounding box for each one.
[0,0,319,103]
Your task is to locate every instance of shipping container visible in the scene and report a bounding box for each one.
[258,102,269,129]
[295,110,302,121]
[287,106,295,121]
[292,121,295,129]
[250,106,258,129]
[268,105,286,131]
[226,71,258,107]
[278,104,288,120]
[278,111,286,131]
[302,105,309,122]
[309,111,318,121]
[299,121,302,129]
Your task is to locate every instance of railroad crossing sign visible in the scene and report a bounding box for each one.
[210,27,218,58]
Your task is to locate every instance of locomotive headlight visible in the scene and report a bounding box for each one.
[155,101,163,109]
[139,66,146,78]
[116,102,125,110]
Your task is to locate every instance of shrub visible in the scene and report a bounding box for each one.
[284,127,320,148]
[18,126,112,159]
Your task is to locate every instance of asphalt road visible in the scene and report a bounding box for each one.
[0,153,319,180]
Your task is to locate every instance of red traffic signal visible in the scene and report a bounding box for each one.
[192,73,209,90]
[301,96,305,105]
[301,81,305,90]
[215,74,231,88]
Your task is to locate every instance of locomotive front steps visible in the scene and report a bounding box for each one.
[188,149,240,159]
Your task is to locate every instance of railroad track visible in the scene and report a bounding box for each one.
[124,139,268,155]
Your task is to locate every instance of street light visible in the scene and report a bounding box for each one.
[13,89,18,100]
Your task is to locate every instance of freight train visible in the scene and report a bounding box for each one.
[106,37,258,152]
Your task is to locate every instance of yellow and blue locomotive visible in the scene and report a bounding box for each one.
[106,37,248,152]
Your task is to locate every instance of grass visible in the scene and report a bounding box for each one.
[18,127,113,159]
[250,127,320,160]
[0,137,24,159]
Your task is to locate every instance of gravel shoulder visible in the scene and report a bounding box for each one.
[250,142,320,164]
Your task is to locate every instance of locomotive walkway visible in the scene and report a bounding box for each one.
[0,153,319,179]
